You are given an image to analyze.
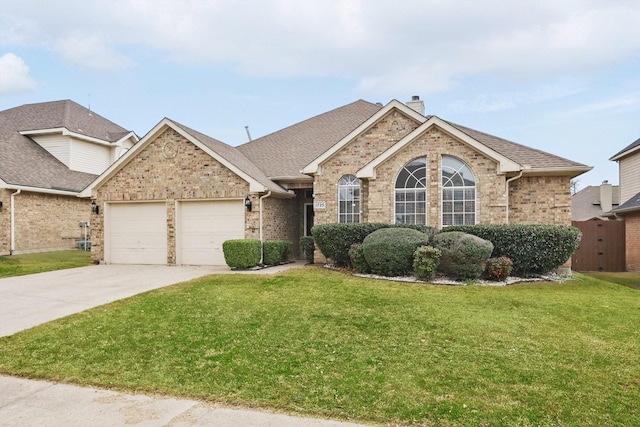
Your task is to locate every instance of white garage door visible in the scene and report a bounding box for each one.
[178,200,244,265]
[107,203,167,265]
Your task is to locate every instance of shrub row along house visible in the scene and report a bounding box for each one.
[0,100,137,255]
[2,97,591,265]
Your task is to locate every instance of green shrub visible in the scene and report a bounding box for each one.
[362,228,431,277]
[299,236,315,264]
[413,246,441,282]
[262,240,292,265]
[485,256,513,281]
[312,223,436,267]
[222,239,261,269]
[434,232,494,281]
[444,224,581,276]
[348,243,371,274]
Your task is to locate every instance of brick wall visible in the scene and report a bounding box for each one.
[0,189,89,255]
[92,127,252,264]
[624,212,640,271]
[508,176,572,225]
[262,196,299,258]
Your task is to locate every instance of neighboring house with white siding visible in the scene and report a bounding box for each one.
[0,100,137,255]
[609,137,640,271]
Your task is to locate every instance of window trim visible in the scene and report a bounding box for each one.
[440,155,477,226]
[337,174,361,223]
[394,157,428,225]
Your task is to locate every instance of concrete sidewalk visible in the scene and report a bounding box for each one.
[0,375,365,427]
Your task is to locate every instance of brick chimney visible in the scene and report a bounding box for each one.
[600,180,613,212]
[406,95,425,116]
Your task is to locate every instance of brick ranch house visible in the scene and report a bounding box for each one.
[81,97,591,266]
[0,100,136,255]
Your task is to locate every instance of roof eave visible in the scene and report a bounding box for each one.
[522,166,593,178]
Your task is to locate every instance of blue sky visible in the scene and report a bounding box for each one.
[1,0,639,190]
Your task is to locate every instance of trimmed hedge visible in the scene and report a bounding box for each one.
[444,224,581,276]
[362,228,431,277]
[312,223,437,267]
[348,243,371,274]
[263,240,292,265]
[222,239,261,269]
[434,232,494,280]
[299,236,315,264]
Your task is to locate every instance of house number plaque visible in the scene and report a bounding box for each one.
[314,201,326,210]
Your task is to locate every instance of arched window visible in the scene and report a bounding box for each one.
[441,156,476,226]
[338,175,360,223]
[395,158,427,224]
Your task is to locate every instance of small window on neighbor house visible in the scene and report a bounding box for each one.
[442,156,476,226]
[395,158,427,225]
[338,175,360,223]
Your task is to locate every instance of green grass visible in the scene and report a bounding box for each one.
[0,268,638,426]
[0,250,92,278]
[583,271,640,290]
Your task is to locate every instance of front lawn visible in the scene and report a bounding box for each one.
[584,271,640,290]
[0,250,92,278]
[0,268,638,426]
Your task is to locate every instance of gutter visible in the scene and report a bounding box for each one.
[505,171,523,224]
[10,189,21,255]
[259,191,272,263]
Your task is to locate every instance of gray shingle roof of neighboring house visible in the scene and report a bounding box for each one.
[612,191,640,214]
[237,100,383,180]
[171,120,290,195]
[610,136,640,160]
[571,185,620,221]
[449,122,590,172]
[0,100,131,192]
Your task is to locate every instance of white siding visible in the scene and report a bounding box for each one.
[32,135,71,167]
[620,155,640,204]
[70,139,111,174]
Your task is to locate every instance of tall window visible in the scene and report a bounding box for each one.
[442,156,476,226]
[338,175,360,223]
[395,158,427,224]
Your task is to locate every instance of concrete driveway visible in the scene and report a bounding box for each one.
[0,262,367,426]
[0,263,302,337]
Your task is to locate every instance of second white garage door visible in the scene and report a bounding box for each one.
[178,200,245,265]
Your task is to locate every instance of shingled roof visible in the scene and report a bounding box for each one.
[0,100,131,192]
[610,137,640,161]
[238,100,382,180]
[446,121,590,172]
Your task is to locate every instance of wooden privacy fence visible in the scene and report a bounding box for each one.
[571,220,625,272]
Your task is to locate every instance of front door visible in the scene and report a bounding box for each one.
[305,203,314,236]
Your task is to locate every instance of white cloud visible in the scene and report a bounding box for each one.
[53,36,133,71]
[1,0,640,93]
[0,53,36,94]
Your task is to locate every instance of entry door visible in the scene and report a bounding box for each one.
[305,203,314,236]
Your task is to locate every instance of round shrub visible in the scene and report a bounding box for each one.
[413,245,441,282]
[362,228,431,277]
[299,236,315,264]
[222,239,261,269]
[434,232,494,281]
[485,256,513,281]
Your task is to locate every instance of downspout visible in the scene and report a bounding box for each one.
[259,191,272,263]
[505,171,523,224]
[10,189,21,255]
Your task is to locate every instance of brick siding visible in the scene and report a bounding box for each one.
[624,212,640,271]
[0,188,89,255]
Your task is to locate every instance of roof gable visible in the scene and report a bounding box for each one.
[302,100,424,175]
[80,118,289,197]
[357,115,522,179]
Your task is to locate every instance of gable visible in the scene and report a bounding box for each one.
[358,116,521,179]
[302,100,425,175]
[81,118,289,198]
